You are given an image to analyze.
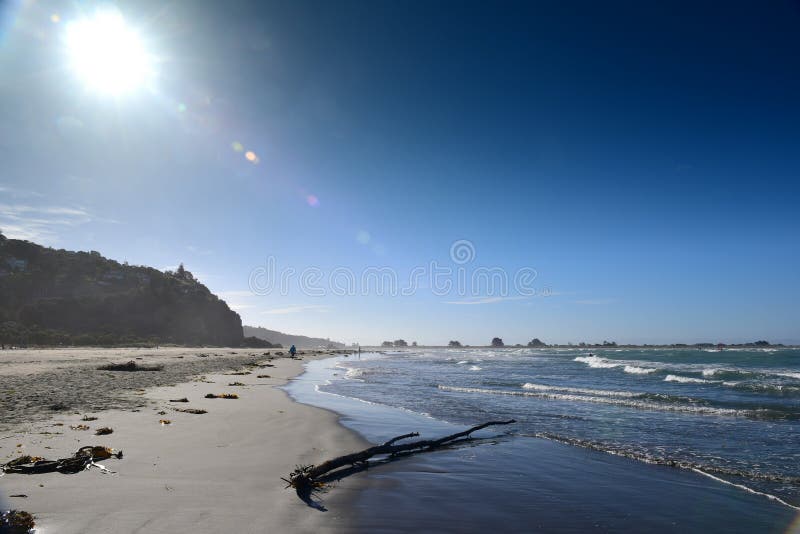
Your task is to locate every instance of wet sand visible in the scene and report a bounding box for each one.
[0,347,368,533]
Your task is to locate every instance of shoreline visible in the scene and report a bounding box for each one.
[0,347,369,533]
[289,353,799,533]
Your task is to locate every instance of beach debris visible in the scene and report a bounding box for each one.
[257,375,271,379]
[204,393,239,399]
[159,419,171,425]
[173,408,207,414]
[97,360,163,372]
[82,415,98,421]
[228,382,246,386]
[284,420,516,499]
[1,445,122,476]
[169,397,189,403]
[157,411,167,415]
[70,424,90,431]
[49,402,69,411]
[226,371,251,376]
[8,495,27,498]
[0,509,35,533]
[95,427,113,435]
[193,376,215,383]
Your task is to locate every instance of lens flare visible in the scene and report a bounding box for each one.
[245,151,259,163]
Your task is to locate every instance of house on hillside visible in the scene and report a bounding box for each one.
[5,258,27,271]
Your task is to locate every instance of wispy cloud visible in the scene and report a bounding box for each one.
[445,295,530,305]
[0,185,43,198]
[574,298,616,305]
[217,290,256,300]
[0,203,93,242]
[261,304,332,315]
[186,244,214,256]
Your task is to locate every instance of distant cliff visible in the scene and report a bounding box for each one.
[0,231,243,346]
[243,325,344,349]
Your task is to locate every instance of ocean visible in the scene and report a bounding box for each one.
[286,347,800,532]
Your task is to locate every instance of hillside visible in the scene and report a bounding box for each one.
[243,325,344,349]
[0,231,243,346]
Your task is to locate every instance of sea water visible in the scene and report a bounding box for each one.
[286,348,800,532]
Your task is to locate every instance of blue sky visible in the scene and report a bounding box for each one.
[1,0,799,345]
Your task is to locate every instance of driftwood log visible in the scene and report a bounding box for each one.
[284,419,515,496]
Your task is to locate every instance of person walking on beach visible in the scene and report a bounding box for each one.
[289,344,296,357]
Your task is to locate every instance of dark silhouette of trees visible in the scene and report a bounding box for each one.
[381,341,393,347]
[527,338,546,347]
[491,337,504,347]
[448,340,462,347]
[393,339,408,347]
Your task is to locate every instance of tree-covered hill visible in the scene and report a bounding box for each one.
[243,325,344,349]
[0,231,243,346]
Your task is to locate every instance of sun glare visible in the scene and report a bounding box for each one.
[65,11,153,95]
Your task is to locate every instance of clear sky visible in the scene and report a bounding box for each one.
[1,1,798,345]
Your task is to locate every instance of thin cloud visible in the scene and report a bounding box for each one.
[261,305,331,315]
[186,244,214,255]
[574,298,616,305]
[445,295,530,305]
[0,203,93,242]
[218,290,257,299]
[0,185,44,198]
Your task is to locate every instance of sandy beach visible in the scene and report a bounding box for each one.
[0,348,368,533]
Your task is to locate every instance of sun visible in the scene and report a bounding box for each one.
[65,10,154,95]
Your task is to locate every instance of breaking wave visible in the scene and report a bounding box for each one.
[438,385,800,421]
[624,365,657,374]
[664,374,712,384]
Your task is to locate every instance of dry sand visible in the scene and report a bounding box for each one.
[0,347,369,533]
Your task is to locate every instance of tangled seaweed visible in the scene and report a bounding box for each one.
[0,509,35,533]
[1,446,122,475]
[97,361,163,372]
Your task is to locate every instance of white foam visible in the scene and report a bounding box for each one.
[344,368,365,379]
[574,355,621,369]
[691,468,800,511]
[439,385,745,417]
[624,365,656,375]
[664,374,709,384]
[778,372,800,380]
[469,365,482,371]
[522,382,640,398]
[457,360,469,365]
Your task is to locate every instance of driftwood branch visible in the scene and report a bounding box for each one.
[284,420,515,498]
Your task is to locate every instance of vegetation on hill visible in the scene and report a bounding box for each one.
[242,325,343,349]
[0,231,243,347]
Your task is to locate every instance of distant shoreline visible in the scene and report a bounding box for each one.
[362,344,797,349]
